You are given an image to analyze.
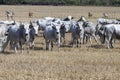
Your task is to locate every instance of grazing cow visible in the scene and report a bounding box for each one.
[43,23,61,51]
[6,10,14,20]
[28,11,33,18]
[2,23,29,53]
[97,23,120,48]
[98,18,119,24]
[83,21,99,44]
[103,13,108,18]
[88,12,93,18]
[77,16,98,45]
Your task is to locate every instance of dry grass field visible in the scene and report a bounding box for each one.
[0,5,120,80]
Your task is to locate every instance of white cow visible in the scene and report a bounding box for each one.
[6,10,15,20]
[43,22,61,51]
[0,24,9,52]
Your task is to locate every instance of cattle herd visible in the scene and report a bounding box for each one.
[0,12,120,53]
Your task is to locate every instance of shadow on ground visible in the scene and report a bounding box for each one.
[88,44,106,49]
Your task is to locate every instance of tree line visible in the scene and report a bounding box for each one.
[0,0,120,6]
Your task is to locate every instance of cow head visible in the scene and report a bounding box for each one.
[52,23,61,41]
[77,16,86,22]
[95,24,105,44]
[99,30,105,44]
[63,16,74,21]
[19,24,27,41]
[60,24,66,32]
[30,22,39,36]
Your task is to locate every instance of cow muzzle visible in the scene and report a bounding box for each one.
[35,34,38,36]
[4,32,8,36]
[56,32,59,34]
[25,33,28,36]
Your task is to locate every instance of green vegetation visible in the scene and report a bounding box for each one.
[0,0,120,6]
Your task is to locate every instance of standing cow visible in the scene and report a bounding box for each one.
[43,23,61,51]
[0,24,9,52]
[70,21,84,47]
[2,22,29,53]
[6,10,15,20]
[77,16,99,45]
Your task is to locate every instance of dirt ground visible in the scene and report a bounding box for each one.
[0,5,120,80]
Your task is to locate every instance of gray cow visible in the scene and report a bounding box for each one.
[77,17,99,45]
[97,23,120,48]
[0,24,9,52]
[26,22,39,49]
[2,23,29,53]
[70,22,84,47]
[43,23,61,51]
[6,10,15,20]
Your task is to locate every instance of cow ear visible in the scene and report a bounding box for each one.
[52,26,56,30]
[52,23,56,29]
[12,20,15,25]
[20,24,25,28]
[29,21,34,28]
[72,17,74,19]
[76,23,79,27]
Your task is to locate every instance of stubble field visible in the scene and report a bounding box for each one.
[0,5,120,80]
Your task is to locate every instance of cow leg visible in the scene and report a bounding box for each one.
[14,43,18,53]
[19,41,23,53]
[110,37,114,48]
[10,41,13,49]
[64,37,66,44]
[77,39,79,47]
[71,38,74,47]
[83,34,86,44]
[63,34,66,44]
[72,38,76,48]
[31,41,34,49]
[51,42,53,51]
[26,42,29,53]
[60,37,63,46]
[61,36,65,45]
[92,34,99,44]
[26,45,29,53]
[80,34,84,45]
[87,36,92,47]
[46,40,49,50]
[86,36,89,44]
[106,36,111,49]
[70,34,73,45]
[2,38,9,52]
[48,41,51,51]
[84,35,91,47]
